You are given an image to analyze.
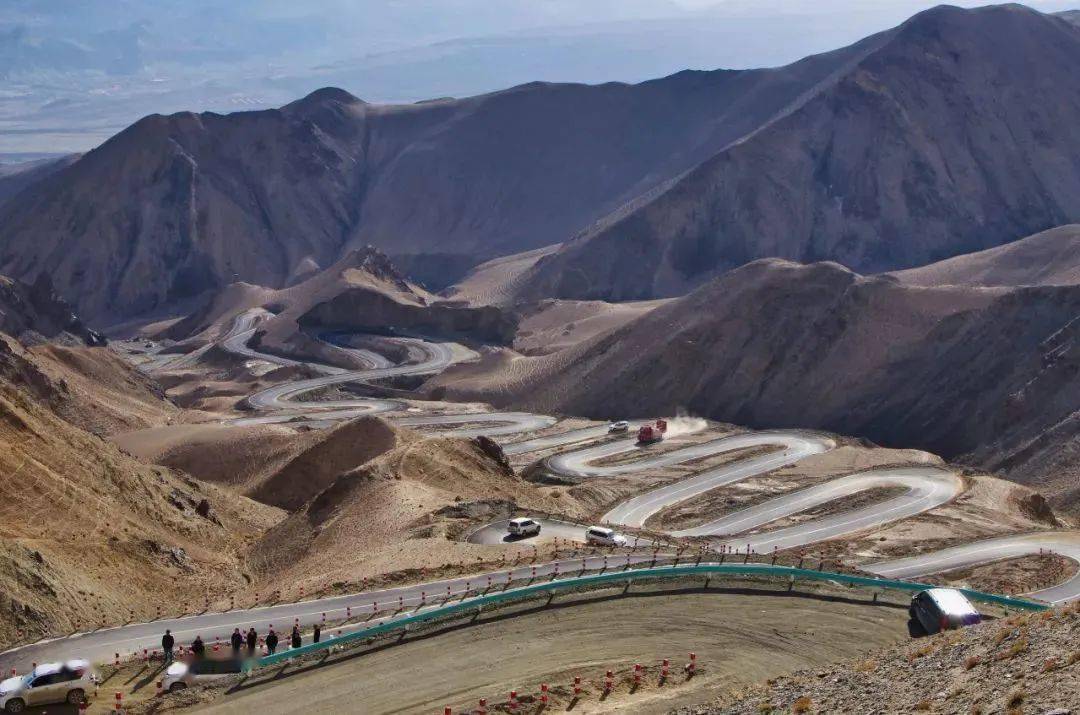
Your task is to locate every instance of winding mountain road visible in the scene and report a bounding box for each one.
[215,316,1080,604]
[11,314,1073,677]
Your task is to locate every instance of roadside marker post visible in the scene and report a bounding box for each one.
[114,653,119,667]
[114,691,122,712]
[633,664,642,688]
[604,670,614,692]
[540,683,549,705]
[661,658,670,682]
[444,707,451,715]
[573,675,581,696]
[478,698,487,714]
[509,690,518,712]
[687,652,697,677]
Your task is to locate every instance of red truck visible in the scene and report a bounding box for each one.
[636,419,668,444]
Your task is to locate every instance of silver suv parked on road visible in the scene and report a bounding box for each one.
[0,660,97,713]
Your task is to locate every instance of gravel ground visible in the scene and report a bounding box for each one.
[677,600,1079,714]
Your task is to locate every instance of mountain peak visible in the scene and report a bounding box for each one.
[288,87,364,110]
[898,2,1046,37]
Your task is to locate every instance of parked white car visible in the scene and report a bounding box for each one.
[608,421,630,434]
[0,660,97,712]
[507,517,542,538]
[162,658,244,692]
[585,526,626,547]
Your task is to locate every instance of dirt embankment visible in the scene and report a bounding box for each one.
[689,600,1080,714]
[154,582,911,715]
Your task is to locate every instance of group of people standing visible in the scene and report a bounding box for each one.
[161,623,322,661]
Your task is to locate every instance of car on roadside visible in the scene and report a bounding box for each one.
[0,660,97,712]
[585,526,626,547]
[162,658,245,692]
[608,421,630,434]
[908,588,981,635]
[507,517,542,538]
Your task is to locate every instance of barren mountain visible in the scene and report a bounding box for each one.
[891,224,1080,287]
[518,4,1080,302]
[0,35,879,324]
[427,258,1080,515]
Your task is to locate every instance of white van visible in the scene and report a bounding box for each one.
[585,526,626,547]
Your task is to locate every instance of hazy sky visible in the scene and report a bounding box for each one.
[3,0,1078,154]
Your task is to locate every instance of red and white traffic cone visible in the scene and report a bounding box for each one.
[508,690,518,712]
[687,652,696,676]
[477,698,487,715]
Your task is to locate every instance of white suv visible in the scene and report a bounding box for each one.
[0,660,97,713]
[585,526,626,547]
[507,517,542,538]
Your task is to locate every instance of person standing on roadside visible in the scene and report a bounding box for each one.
[265,629,278,655]
[313,624,321,643]
[162,629,175,664]
[230,628,243,657]
[191,635,205,659]
[290,625,302,650]
[246,627,258,657]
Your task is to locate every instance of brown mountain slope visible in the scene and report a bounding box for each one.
[0,335,280,647]
[891,224,1080,287]
[117,417,411,512]
[0,34,886,323]
[426,258,1080,515]
[518,4,1080,302]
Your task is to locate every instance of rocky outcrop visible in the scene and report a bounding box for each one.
[299,288,518,345]
[0,273,104,346]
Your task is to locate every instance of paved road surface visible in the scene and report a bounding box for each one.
[0,554,660,674]
[869,531,1080,604]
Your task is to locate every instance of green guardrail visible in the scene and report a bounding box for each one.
[251,563,1048,670]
